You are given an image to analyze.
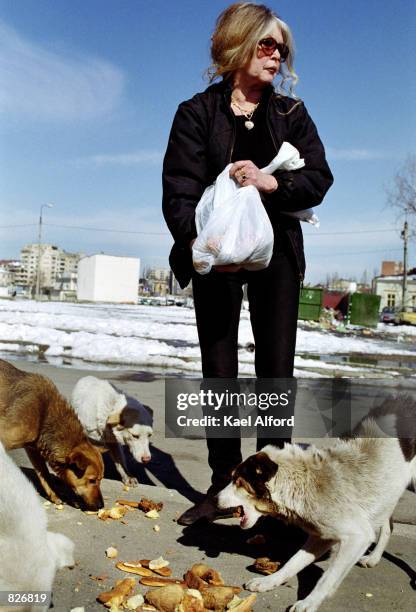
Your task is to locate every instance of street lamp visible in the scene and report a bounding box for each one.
[35,203,54,300]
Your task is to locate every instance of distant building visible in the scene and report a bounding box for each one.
[326,278,358,293]
[0,260,26,289]
[0,260,20,294]
[51,272,78,302]
[0,265,14,297]
[19,243,81,291]
[147,268,170,282]
[373,274,416,310]
[77,254,140,303]
[138,277,152,296]
[146,267,171,296]
[381,260,403,276]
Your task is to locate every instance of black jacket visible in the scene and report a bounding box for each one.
[162,80,333,288]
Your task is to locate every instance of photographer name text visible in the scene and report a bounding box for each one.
[177,415,294,427]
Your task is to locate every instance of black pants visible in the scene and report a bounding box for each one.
[192,245,301,493]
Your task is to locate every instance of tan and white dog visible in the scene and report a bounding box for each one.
[72,376,153,486]
[0,360,104,510]
[218,398,416,612]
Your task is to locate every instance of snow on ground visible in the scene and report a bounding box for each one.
[0,299,414,378]
[377,322,416,337]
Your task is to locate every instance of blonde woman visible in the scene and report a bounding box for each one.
[163,2,333,525]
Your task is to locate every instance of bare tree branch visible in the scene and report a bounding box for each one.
[386,155,416,239]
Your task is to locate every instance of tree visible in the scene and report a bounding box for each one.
[387,155,416,237]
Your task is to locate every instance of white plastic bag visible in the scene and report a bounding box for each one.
[193,142,318,275]
[193,179,274,275]
[261,141,319,227]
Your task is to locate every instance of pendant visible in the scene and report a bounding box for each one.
[245,120,254,130]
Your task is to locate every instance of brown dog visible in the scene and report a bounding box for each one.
[0,359,104,510]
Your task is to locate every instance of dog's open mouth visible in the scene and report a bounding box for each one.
[240,513,250,529]
[240,513,249,528]
[233,505,248,527]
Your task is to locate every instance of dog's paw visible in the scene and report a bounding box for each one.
[358,554,380,568]
[49,493,63,505]
[289,599,319,612]
[122,477,139,487]
[245,575,277,593]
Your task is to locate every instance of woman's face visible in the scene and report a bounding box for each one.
[242,23,284,86]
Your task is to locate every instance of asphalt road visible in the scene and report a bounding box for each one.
[4,360,416,612]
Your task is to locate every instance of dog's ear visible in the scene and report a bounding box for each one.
[107,409,122,426]
[66,449,89,471]
[261,444,282,463]
[143,404,154,418]
[234,452,278,500]
[235,475,256,496]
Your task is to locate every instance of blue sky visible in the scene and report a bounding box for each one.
[0,0,415,284]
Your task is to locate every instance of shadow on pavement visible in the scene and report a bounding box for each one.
[103,444,205,504]
[20,466,84,508]
[382,551,416,590]
[20,442,204,508]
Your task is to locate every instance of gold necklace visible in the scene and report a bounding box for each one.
[231,98,259,130]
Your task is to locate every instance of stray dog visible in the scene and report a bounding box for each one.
[218,398,416,612]
[0,441,75,612]
[0,359,104,510]
[71,376,153,486]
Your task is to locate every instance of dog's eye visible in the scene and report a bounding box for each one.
[89,478,97,485]
[255,467,262,475]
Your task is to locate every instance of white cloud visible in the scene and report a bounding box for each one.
[0,20,124,120]
[326,147,390,161]
[74,151,163,166]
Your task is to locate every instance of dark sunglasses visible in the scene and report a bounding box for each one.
[258,37,289,62]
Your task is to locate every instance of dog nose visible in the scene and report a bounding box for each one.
[142,455,151,463]
[89,492,104,510]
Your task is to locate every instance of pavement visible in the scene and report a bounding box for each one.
[4,360,416,612]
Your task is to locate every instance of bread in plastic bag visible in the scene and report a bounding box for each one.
[193,141,318,275]
[193,182,274,275]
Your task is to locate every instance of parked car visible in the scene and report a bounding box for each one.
[395,309,416,326]
[379,307,398,324]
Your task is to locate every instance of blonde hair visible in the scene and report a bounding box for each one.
[208,2,298,96]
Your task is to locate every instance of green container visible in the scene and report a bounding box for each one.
[348,293,381,327]
[298,287,323,321]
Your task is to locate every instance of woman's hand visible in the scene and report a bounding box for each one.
[229,160,278,193]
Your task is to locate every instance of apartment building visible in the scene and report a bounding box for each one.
[373,274,416,310]
[20,243,81,289]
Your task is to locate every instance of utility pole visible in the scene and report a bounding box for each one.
[35,203,54,300]
[401,217,408,311]
[169,270,173,295]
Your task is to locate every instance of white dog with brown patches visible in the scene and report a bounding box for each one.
[218,398,416,612]
[72,376,153,487]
